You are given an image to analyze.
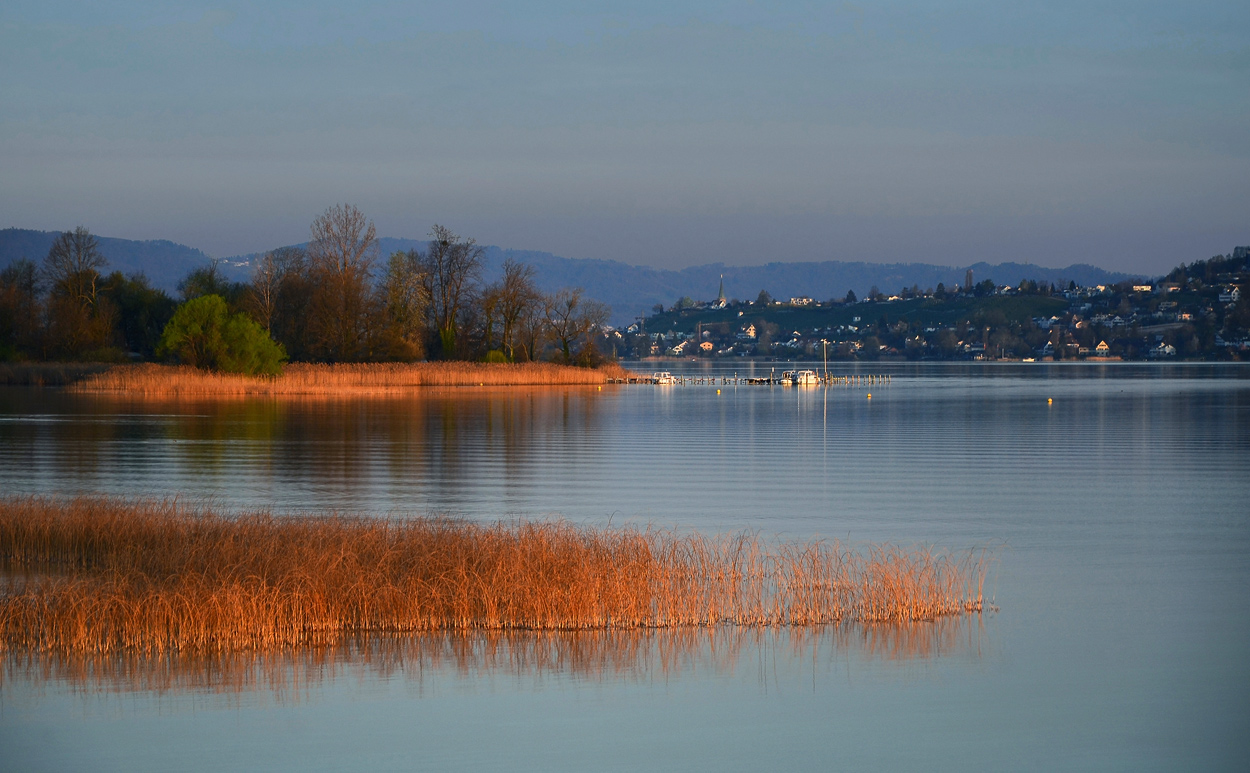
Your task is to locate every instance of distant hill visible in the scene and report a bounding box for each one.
[480,255,1139,325]
[229,240,1139,325]
[0,228,213,292]
[3,227,1140,325]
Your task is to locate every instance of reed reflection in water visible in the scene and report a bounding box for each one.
[4,618,989,704]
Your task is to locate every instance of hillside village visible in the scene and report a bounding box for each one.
[610,248,1250,362]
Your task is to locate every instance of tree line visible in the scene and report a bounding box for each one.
[0,205,612,371]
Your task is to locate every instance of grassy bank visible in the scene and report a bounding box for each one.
[31,361,634,394]
[0,497,988,654]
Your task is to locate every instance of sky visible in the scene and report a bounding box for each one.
[2,1,1247,274]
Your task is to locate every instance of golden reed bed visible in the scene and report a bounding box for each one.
[0,497,989,655]
[0,361,631,393]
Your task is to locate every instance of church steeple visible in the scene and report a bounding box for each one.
[717,274,725,303]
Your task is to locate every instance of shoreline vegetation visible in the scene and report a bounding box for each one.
[2,218,623,374]
[0,361,632,392]
[0,497,990,655]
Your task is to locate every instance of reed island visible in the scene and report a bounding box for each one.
[0,497,990,655]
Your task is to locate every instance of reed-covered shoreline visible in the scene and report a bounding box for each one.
[0,497,989,654]
[1,361,632,393]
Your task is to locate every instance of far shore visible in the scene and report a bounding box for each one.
[0,361,634,394]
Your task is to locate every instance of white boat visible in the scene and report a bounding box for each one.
[791,370,820,385]
[780,370,795,385]
[651,371,676,385]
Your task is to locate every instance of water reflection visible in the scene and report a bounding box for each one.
[5,618,989,702]
[0,388,612,516]
[3,367,1247,541]
[3,367,1248,768]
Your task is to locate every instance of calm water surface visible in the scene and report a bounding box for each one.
[1,363,1247,771]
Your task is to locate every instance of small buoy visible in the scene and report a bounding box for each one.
[716,389,721,394]
[598,386,601,391]
[1047,398,1053,404]
[480,382,484,386]
[867,393,872,399]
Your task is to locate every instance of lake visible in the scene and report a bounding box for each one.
[1,363,1247,771]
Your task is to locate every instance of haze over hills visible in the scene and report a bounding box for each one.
[0,228,213,292]
[480,251,1140,325]
[232,238,1144,325]
[3,228,1142,325]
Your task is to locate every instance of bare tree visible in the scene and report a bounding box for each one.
[479,282,502,355]
[419,224,484,358]
[41,227,118,357]
[544,287,609,364]
[477,259,536,358]
[305,204,378,361]
[308,204,377,276]
[270,248,314,360]
[43,226,107,307]
[379,250,428,360]
[249,251,283,334]
[515,302,548,363]
[495,258,539,361]
[248,246,305,333]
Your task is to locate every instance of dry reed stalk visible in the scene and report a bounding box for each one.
[0,497,989,655]
[66,362,633,395]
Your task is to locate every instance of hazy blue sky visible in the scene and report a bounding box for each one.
[2,1,1247,273]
